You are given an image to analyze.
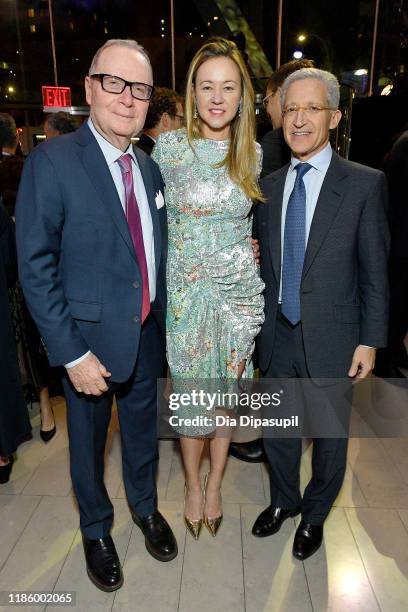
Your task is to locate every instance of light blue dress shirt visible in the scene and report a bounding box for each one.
[279,142,332,302]
[65,119,156,368]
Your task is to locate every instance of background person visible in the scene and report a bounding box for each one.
[0,112,56,442]
[0,203,31,484]
[43,111,77,139]
[375,127,408,376]
[137,86,184,155]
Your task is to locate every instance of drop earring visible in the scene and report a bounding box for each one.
[193,102,198,119]
[238,98,242,116]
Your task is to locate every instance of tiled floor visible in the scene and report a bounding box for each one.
[1,396,408,611]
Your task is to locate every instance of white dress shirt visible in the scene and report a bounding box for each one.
[65,119,156,368]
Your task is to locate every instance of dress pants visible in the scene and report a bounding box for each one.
[62,314,165,539]
[262,311,349,525]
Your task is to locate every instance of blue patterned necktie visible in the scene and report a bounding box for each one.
[281,162,312,325]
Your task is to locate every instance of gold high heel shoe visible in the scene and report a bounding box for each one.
[203,472,223,537]
[184,484,203,540]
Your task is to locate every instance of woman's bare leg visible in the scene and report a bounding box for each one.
[205,359,246,517]
[180,436,205,520]
[39,387,55,431]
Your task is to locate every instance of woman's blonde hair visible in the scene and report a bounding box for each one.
[185,38,263,201]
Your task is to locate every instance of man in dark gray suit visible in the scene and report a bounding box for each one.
[252,68,389,560]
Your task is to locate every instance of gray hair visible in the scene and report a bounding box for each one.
[89,39,152,76]
[280,68,340,109]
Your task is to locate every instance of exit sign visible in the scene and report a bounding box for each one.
[42,86,72,109]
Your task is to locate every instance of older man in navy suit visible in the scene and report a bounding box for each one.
[16,39,176,591]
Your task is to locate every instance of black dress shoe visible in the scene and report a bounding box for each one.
[132,510,178,562]
[83,535,123,592]
[252,505,300,537]
[229,439,267,463]
[293,520,323,560]
[0,456,14,485]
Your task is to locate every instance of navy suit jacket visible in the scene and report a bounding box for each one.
[16,122,167,382]
[254,151,390,378]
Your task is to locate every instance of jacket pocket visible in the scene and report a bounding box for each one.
[68,299,102,322]
[333,304,360,324]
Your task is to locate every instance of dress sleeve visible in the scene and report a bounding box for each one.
[151,134,164,168]
[255,142,263,179]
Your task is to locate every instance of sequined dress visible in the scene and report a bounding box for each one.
[152,129,265,436]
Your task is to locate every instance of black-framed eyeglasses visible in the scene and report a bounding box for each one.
[90,74,154,101]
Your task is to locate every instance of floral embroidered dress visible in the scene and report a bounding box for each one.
[152,128,264,436]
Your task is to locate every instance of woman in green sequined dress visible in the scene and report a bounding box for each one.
[152,39,264,539]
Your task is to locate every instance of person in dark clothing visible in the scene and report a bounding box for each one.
[260,59,315,178]
[0,112,56,442]
[137,87,184,156]
[0,203,31,484]
[376,129,408,375]
[0,113,24,218]
[44,111,77,139]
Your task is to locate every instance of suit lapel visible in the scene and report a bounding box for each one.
[75,124,136,261]
[302,152,349,279]
[263,166,288,283]
[133,147,162,276]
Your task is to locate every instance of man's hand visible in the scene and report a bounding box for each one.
[251,238,260,264]
[348,346,376,380]
[67,352,111,395]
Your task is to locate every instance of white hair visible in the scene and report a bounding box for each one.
[89,39,152,76]
[280,67,340,109]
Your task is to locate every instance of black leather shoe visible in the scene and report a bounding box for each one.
[293,520,323,560]
[229,439,267,463]
[252,505,300,537]
[83,535,123,592]
[132,510,178,562]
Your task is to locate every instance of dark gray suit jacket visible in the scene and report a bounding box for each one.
[254,151,390,378]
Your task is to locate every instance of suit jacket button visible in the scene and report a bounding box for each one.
[133,281,139,289]
[133,316,139,323]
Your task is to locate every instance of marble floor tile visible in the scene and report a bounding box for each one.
[21,446,71,497]
[347,437,392,467]
[346,507,408,611]
[179,503,244,612]
[398,509,408,532]
[241,504,312,612]
[47,498,133,612]
[303,507,379,611]
[0,495,41,570]
[112,501,184,612]
[0,437,51,495]
[351,459,408,508]
[0,496,78,611]
[333,463,368,508]
[379,438,408,486]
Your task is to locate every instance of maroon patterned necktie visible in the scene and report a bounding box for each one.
[117,153,150,324]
